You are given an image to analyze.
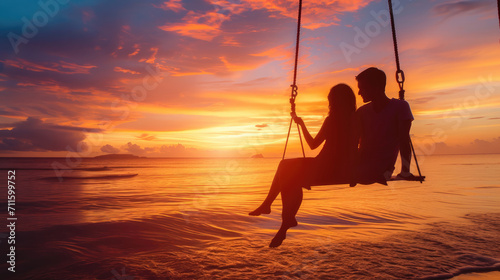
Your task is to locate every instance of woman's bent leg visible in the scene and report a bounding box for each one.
[249,159,305,216]
[269,184,303,247]
[281,183,303,227]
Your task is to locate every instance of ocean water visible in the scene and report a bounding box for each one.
[0,154,499,279]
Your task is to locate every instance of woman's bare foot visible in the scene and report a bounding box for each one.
[269,219,298,248]
[248,205,271,216]
[269,228,286,248]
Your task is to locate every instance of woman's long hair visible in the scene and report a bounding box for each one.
[327,83,356,160]
[328,83,356,121]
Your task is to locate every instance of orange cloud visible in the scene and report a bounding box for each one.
[170,71,212,77]
[221,36,241,47]
[155,0,186,13]
[251,44,293,60]
[159,10,229,41]
[160,23,220,41]
[128,44,140,57]
[139,47,158,64]
[158,65,213,76]
[219,56,259,72]
[244,0,373,29]
[58,61,96,74]
[5,59,96,74]
[114,67,141,75]
[415,102,500,117]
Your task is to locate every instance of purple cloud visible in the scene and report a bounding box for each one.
[434,136,500,155]
[123,142,146,155]
[101,144,120,154]
[118,142,197,157]
[434,0,493,18]
[0,117,90,151]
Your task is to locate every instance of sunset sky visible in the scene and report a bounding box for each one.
[0,0,499,158]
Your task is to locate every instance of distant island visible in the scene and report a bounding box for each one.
[94,154,143,159]
[251,153,264,158]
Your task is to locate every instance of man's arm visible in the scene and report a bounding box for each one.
[399,120,412,174]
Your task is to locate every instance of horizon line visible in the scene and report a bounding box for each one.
[2,152,500,159]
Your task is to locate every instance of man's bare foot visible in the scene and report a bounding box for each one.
[248,205,271,216]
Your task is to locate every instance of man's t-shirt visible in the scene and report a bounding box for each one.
[355,98,413,184]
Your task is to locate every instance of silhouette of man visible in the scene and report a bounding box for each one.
[352,67,414,185]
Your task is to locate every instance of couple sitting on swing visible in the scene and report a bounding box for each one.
[249,67,416,247]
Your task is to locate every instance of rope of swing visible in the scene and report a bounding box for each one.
[282,0,306,160]
[387,0,405,100]
[388,0,423,182]
[497,0,500,39]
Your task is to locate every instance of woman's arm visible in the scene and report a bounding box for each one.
[293,115,327,150]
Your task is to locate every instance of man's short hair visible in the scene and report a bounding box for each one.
[356,67,386,91]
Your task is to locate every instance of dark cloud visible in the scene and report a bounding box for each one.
[0,89,131,123]
[50,124,101,133]
[0,108,19,117]
[100,144,120,154]
[434,0,493,18]
[0,117,89,151]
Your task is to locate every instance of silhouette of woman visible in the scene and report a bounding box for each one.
[249,83,356,247]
